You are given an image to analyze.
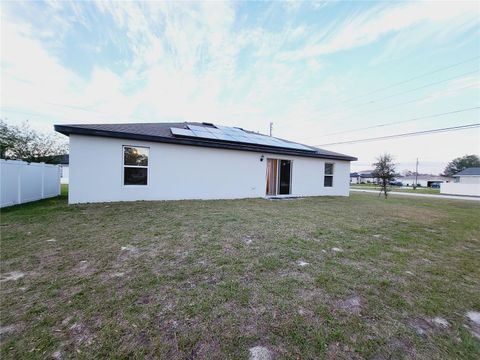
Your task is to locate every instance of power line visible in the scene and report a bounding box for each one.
[316,123,480,147]
[329,55,479,105]
[302,106,480,140]
[297,86,478,140]
[276,68,479,131]
[277,62,478,128]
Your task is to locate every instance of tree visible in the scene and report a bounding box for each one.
[0,119,68,162]
[443,155,480,176]
[372,153,397,198]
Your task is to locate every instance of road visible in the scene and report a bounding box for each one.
[350,189,480,202]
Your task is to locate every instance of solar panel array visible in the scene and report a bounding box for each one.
[170,125,314,152]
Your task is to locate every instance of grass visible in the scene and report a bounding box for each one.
[1,187,479,359]
[351,183,441,194]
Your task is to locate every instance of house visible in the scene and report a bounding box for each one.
[397,174,451,188]
[441,167,480,196]
[350,170,378,184]
[350,172,360,184]
[54,122,357,204]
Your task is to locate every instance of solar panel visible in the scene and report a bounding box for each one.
[171,128,195,137]
[170,125,315,152]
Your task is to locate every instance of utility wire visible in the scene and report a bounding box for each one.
[276,68,479,130]
[316,123,480,147]
[301,106,480,140]
[328,55,479,105]
[297,85,478,140]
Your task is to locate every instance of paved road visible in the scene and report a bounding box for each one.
[350,189,480,202]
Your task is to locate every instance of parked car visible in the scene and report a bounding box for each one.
[430,183,441,189]
[389,181,403,186]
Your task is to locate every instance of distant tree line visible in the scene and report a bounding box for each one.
[0,119,68,163]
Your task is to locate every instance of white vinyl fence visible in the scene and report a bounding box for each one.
[0,160,61,208]
[441,182,480,197]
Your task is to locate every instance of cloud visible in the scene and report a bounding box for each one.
[277,1,479,61]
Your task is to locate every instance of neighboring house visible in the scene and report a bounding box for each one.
[350,170,378,184]
[54,122,357,204]
[350,172,359,184]
[397,174,451,187]
[441,167,480,196]
[51,155,69,184]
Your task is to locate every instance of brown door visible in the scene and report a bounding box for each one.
[266,159,278,196]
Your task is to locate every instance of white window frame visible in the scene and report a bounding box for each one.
[122,145,149,187]
[324,162,334,187]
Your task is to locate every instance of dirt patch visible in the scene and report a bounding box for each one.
[121,245,139,253]
[465,311,480,339]
[249,346,272,360]
[0,271,25,282]
[371,337,417,360]
[72,261,95,277]
[69,322,94,346]
[0,324,20,341]
[326,343,360,359]
[336,296,363,315]
[432,317,449,328]
[408,316,451,337]
[189,337,220,359]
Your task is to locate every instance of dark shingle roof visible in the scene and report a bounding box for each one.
[54,122,357,161]
[453,167,480,176]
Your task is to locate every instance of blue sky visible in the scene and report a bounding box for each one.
[1,0,479,173]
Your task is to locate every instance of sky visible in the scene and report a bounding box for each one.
[1,0,479,174]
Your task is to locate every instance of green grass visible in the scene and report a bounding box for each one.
[1,188,479,359]
[351,183,441,194]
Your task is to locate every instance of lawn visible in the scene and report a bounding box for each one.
[351,184,441,195]
[1,189,479,359]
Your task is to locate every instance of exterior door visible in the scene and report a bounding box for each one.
[279,160,291,194]
[266,159,291,195]
[266,159,278,196]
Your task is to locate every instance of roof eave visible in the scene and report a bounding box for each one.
[54,125,357,161]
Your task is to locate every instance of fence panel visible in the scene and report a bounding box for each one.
[440,182,480,197]
[0,160,61,208]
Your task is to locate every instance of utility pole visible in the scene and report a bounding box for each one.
[414,158,419,190]
[269,122,273,136]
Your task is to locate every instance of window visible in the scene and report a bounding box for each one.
[123,146,149,185]
[324,163,334,187]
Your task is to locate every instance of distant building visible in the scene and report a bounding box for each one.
[441,167,480,196]
[350,170,378,184]
[397,174,451,188]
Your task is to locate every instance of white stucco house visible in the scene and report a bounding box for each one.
[441,167,480,196]
[397,174,451,188]
[54,122,357,204]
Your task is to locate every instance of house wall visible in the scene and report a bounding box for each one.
[441,182,480,196]
[69,135,351,204]
[458,176,480,184]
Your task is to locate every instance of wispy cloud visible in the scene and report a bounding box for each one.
[277,1,479,61]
